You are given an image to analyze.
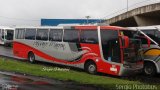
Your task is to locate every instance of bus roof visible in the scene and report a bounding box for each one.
[15,26,63,29]
[100,26,126,30]
[128,25,160,30]
[0,26,14,30]
[69,25,126,30]
[15,25,128,31]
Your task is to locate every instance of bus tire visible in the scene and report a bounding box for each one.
[144,62,156,76]
[85,61,97,74]
[28,52,36,63]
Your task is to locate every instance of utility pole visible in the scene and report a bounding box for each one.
[127,0,129,12]
[126,0,129,18]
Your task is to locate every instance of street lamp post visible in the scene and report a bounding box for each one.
[126,0,129,18]
[85,16,90,24]
[127,0,129,12]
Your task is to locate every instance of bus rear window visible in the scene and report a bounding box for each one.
[80,30,98,44]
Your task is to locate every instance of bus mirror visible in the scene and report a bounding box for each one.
[121,36,129,48]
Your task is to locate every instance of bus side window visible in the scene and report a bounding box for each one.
[15,29,25,39]
[15,29,18,39]
[49,29,63,42]
[80,30,98,44]
[25,29,36,40]
[0,29,1,40]
[0,29,1,36]
[63,29,79,43]
[36,29,48,41]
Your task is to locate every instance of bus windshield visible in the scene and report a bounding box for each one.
[141,29,160,44]
[120,30,143,63]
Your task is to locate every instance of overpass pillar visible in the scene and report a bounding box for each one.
[134,15,160,26]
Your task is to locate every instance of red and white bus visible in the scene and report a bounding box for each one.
[13,26,143,76]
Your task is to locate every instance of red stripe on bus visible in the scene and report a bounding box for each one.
[13,41,98,64]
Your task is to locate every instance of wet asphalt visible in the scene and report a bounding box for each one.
[0,71,100,90]
[0,45,101,90]
[0,46,13,58]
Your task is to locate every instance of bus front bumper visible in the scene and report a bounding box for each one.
[119,64,143,76]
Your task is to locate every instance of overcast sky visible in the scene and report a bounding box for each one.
[0,0,158,26]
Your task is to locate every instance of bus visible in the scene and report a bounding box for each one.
[128,25,160,76]
[0,27,14,46]
[13,26,143,76]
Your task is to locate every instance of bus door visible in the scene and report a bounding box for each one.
[101,30,121,63]
[108,39,121,63]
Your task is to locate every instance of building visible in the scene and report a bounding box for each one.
[41,19,103,26]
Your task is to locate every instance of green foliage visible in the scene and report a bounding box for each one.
[0,57,159,90]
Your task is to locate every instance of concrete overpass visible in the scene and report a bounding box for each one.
[106,2,160,27]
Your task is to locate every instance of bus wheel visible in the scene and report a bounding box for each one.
[85,61,97,74]
[28,52,35,63]
[144,62,156,76]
